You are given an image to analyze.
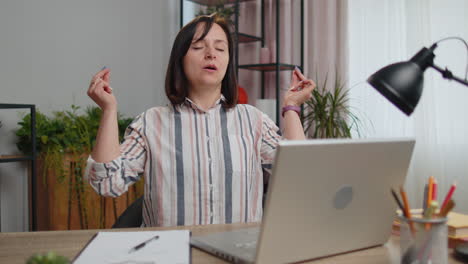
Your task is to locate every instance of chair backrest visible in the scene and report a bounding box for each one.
[112,195,144,228]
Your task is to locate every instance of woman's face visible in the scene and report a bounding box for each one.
[183,23,229,91]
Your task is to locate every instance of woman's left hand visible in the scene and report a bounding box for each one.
[283,67,315,107]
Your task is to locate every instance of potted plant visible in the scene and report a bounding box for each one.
[26,252,69,264]
[196,0,235,27]
[16,105,143,230]
[301,72,364,138]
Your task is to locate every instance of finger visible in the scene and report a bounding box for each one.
[88,77,101,91]
[91,78,110,96]
[103,70,110,83]
[104,85,113,94]
[290,80,304,91]
[294,67,307,81]
[302,80,316,93]
[306,79,316,89]
[93,68,110,81]
[88,78,103,95]
[290,69,301,84]
[96,79,111,91]
[291,79,313,91]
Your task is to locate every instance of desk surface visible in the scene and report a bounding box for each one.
[0,223,463,264]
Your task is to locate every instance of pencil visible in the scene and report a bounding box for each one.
[439,199,455,217]
[400,186,415,234]
[422,183,428,211]
[432,180,438,201]
[427,176,434,208]
[440,182,456,213]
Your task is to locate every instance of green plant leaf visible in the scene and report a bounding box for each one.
[301,70,366,138]
[40,135,48,144]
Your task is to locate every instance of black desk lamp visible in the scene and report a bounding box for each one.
[367,41,468,116]
[367,38,468,261]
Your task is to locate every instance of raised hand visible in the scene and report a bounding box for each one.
[87,68,117,111]
[283,67,315,107]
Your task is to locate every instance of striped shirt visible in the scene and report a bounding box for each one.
[86,96,281,227]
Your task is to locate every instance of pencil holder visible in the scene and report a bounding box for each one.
[399,214,448,264]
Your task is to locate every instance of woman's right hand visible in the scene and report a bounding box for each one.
[87,68,117,111]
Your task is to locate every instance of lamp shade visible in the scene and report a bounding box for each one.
[367,47,436,116]
[367,61,424,115]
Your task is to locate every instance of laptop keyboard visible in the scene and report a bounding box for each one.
[235,240,257,249]
[234,228,259,248]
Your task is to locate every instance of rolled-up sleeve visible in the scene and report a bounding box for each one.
[260,113,281,171]
[86,113,147,197]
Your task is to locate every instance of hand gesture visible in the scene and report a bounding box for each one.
[283,67,315,107]
[87,68,116,111]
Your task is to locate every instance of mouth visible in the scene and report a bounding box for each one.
[203,64,218,71]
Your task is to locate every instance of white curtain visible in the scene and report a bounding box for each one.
[305,0,348,85]
[348,0,468,213]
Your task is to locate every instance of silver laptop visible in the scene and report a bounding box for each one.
[190,138,415,264]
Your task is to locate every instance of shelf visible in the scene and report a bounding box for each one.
[0,103,35,109]
[0,155,34,163]
[187,0,253,6]
[182,0,305,126]
[237,33,262,43]
[238,63,298,72]
[0,103,37,231]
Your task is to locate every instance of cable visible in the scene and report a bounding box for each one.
[433,36,468,81]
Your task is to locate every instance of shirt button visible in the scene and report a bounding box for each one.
[209,184,214,190]
[209,212,214,217]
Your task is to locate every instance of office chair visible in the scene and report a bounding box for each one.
[112,195,144,228]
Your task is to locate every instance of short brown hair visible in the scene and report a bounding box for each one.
[165,14,238,108]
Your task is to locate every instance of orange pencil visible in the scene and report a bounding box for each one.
[400,186,415,234]
[427,176,434,208]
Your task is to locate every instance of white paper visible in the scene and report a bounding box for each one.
[73,230,190,264]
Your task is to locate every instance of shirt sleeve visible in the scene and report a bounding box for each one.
[260,112,281,172]
[86,113,147,197]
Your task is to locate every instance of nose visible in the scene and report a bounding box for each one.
[205,47,216,60]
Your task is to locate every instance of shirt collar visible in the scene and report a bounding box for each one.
[184,95,226,112]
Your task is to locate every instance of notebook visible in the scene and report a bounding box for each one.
[73,230,190,264]
[190,138,415,264]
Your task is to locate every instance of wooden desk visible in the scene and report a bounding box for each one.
[0,223,463,264]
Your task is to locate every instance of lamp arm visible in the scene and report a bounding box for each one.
[430,64,468,87]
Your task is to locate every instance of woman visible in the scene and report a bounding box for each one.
[86,14,315,227]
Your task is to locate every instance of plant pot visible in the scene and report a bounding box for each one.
[34,153,143,230]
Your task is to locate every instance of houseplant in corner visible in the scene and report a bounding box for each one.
[196,0,235,26]
[16,105,143,230]
[301,71,364,138]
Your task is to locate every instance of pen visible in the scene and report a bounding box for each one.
[391,188,405,213]
[128,235,160,253]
